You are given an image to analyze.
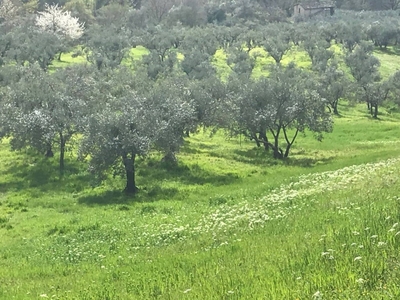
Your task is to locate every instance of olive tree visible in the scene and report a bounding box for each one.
[318,60,348,115]
[231,64,333,159]
[262,24,292,65]
[345,41,384,118]
[5,17,60,70]
[79,68,154,193]
[79,67,197,193]
[146,76,196,163]
[0,63,94,172]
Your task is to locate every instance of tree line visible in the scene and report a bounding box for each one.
[0,1,400,193]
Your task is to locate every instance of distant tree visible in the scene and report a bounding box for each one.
[85,25,131,69]
[227,49,255,76]
[336,20,365,53]
[188,75,231,132]
[140,49,177,79]
[0,0,21,22]
[213,25,243,50]
[345,42,381,86]
[345,42,385,118]
[262,24,291,65]
[141,0,175,23]
[181,50,215,80]
[166,0,207,27]
[138,28,179,79]
[180,26,219,56]
[140,27,180,61]
[231,64,332,159]
[237,27,262,52]
[227,0,266,23]
[36,4,84,40]
[303,37,333,72]
[363,82,391,118]
[385,0,400,10]
[85,5,135,69]
[318,60,348,115]
[6,17,60,70]
[145,76,196,163]
[205,1,226,24]
[367,20,399,49]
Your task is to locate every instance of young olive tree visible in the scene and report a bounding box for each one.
[345,41,386,118]
[318,60,348,115]
[262,24,292,65]
[145,76,196,163]
[231,64,333,159]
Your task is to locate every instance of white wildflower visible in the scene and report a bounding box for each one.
[356,278,365,284]
[312,290,322,299]
[377,241,387,247]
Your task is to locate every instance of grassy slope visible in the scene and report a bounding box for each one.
[1,45,400,299]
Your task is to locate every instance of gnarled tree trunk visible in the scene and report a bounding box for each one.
[122,152,138,194]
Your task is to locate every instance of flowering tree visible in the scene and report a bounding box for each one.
[36,4,84,60]
[36,4,84,40]
[0,0,20,21]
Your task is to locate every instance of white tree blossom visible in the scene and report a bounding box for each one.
[0,0,20,21]
[35,4,84,40]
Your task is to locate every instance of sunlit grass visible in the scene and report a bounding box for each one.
[374,46,400,79]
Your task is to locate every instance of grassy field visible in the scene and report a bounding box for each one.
[1,44,400,299]
[1,99,400,299]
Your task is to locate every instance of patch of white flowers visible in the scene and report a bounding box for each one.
[193,157,400,237]
[36,157,400,262]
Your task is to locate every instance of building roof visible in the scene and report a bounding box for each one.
[297,1,335,9]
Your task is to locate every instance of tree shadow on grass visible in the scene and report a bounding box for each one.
[232,148,334,168]
[375,46,400,56]
[283,156,334,168]
[232,148,281,166]
[77,190,131,206]
[180,141,217,155]
[138,159,240,187]
[0,152,90,194]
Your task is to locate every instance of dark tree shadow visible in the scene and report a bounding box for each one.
[180,141,217,155]
[77,190,131,206]
[374,46,400,56]
[232,148,280,166]
[232,148,334,168]
[283,156,334,168]
[138,159,240,186]
[77,186,181,206]
[0,150,90,195]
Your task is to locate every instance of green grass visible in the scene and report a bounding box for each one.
[1,101,400,298]
[374,46,400,79]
